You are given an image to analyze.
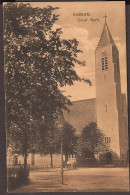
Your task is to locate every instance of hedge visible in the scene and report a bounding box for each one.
[7,165,30,191]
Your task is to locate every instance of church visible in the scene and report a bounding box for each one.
[63,18,128,165]
[7,18,128,167]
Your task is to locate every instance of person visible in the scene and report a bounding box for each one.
[67,160,71,170]
[73,159,77,170]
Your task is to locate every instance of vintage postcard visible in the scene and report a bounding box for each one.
[4,1,129,192]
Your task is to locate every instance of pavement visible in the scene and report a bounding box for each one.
[11,167,129,192]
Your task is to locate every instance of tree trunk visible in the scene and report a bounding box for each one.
[24,152,28,179]
[92,149,95,167]
[50,152,53,168]
[24,152,28,169]
[65,153,68,166]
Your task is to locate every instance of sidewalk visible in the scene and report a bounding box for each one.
[11,167,129,192]
[12,168,73,192]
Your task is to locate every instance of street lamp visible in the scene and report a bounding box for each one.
[58,114,65,184]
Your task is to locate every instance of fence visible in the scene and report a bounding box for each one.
[7,164,30,191]
[76,158,128,168]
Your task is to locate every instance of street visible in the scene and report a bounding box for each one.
[11,167,129,192]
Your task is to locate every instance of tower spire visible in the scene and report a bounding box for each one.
[97,14,115,47]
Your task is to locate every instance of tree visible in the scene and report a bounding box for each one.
[4,2,85,171]
[62,122,78,164]
[33,122,78,167]
[79,122,108,159]
[34,127,60,168]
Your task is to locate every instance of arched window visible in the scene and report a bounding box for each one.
[101,51,108,71]
[105,57,108,70]
[102,58,105,71]
[105,137,111,143]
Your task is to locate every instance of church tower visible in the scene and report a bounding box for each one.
[95,16,128,163]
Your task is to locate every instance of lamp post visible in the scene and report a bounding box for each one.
[61,129,64,184]
[58,114,65,184]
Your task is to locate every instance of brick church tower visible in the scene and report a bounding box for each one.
[95,17,128,163]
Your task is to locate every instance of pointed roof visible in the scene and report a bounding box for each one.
[97,20,115,47]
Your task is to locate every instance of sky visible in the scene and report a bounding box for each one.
[31,2,127,101]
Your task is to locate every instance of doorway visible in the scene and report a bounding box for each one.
[105,152,113,164]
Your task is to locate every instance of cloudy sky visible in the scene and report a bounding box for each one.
[31,2,127,101]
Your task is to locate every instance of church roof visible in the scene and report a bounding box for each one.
[97,21,115,47]
[63,98,96,134]
[62,94,127,134]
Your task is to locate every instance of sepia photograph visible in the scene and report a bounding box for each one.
[4,1,129,192]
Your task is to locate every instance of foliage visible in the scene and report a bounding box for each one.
[62,122,78,156]
[4,2,83,162]
[34,122,78,165]
[35,127,59,155]
[78,122,108,158]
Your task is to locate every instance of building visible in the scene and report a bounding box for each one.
[95,18,128,163]
[63,98,96,134]
[63,19,128,165]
